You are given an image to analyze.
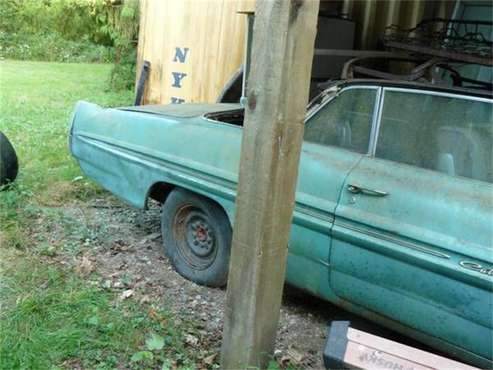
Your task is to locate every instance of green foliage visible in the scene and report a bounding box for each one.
[0,0,113,63]
[0,32,113,63]
[0,0,111,43]
[131,351,154,363]
[0,0,140,90]
[109,46,137,90]
[146,333,166,351]
[106,0,140,90]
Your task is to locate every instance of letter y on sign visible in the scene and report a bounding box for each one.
[171,72,187,88]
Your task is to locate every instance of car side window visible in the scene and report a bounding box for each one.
[376,90,493,183]
[304,88,377,154]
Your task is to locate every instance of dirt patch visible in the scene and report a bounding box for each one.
[35,196,410,369]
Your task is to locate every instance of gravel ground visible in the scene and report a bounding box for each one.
[46,196,425,369]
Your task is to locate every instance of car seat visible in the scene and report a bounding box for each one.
[436,125,492,183]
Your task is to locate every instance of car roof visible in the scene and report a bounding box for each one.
[330,79,493,100]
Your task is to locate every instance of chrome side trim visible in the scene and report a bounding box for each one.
[459,261,493,277]
[334,219,451,259]
[74,133,334,232]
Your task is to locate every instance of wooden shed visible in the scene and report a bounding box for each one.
[136,0,249,105]
[136,0,488,105]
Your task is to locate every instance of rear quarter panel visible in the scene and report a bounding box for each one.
[71,106,241,219]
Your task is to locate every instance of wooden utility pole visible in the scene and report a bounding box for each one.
[220,0,319,368]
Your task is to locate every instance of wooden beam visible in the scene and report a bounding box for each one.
[220,0,319,368]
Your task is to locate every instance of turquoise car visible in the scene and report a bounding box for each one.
[70,80,493,367]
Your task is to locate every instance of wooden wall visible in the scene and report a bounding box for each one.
[136,0,247,105]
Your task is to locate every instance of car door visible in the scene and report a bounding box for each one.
[285,85,380,299]
[330,87,493,365]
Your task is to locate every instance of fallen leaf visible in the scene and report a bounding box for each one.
[139,295,151,304]
[101,280,112,289]
[131,351,153,362]
[185,334,199,347]
[76,256,94,276]
[146,232,161,241]
[148,308,158,320]
[280,355,291,367]
[120,289,134,300]
[203,353,216,365]
[113,281,124,289]
[286,348,305,364]
[146,332,165,351]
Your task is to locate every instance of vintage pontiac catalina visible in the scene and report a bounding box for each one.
[69,80,493,367]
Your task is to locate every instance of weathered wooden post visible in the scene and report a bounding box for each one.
[220,0,320,368]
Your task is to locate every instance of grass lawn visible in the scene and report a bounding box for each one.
[0,60,201,369]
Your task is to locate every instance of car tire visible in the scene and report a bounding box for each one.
[161,188,232,287]
[0,132,19,187]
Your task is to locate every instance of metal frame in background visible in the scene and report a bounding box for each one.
[341,55,493,91]
[383,18,493,66]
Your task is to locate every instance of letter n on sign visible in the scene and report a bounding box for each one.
[173,47,189,63]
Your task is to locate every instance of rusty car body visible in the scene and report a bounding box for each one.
[69,79,493,367]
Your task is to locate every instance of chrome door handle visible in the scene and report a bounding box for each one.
[347,184,388,197]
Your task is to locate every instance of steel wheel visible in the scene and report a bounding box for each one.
[161,188,232,287]
[173,205,218,270]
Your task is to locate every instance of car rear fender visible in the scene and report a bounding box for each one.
[145,181,236,227]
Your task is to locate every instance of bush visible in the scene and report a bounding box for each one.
[0,0,111,44]
[0,0,140,91]
[108,47,136,90]
[0,32,113,63]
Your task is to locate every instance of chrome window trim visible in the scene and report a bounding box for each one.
[304,85,380,122]
[382,87,493,104]
[368,87,383,156]
[304,85,381,155]
[370,89,386,155]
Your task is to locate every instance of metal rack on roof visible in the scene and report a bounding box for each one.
[383,18,493,66]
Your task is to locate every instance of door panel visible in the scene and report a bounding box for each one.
[286,86,380,298]
[331,156,493,361]
[286,143,362,298]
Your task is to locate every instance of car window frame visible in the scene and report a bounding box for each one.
[370,86,493,182]
[304,85,383,155]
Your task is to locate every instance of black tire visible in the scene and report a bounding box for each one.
[161,188,232,287]
[0,132,19,187]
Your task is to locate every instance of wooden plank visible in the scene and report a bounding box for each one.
[220,0,320,368]
[345,328,478,370]
[324,322,479,370]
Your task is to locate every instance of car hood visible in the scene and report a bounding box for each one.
[118,103,242,118]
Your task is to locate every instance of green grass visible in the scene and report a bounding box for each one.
[0,60,133,192]
[0,251,198,369]
[0,60,201,369]
[0,60,133,248]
